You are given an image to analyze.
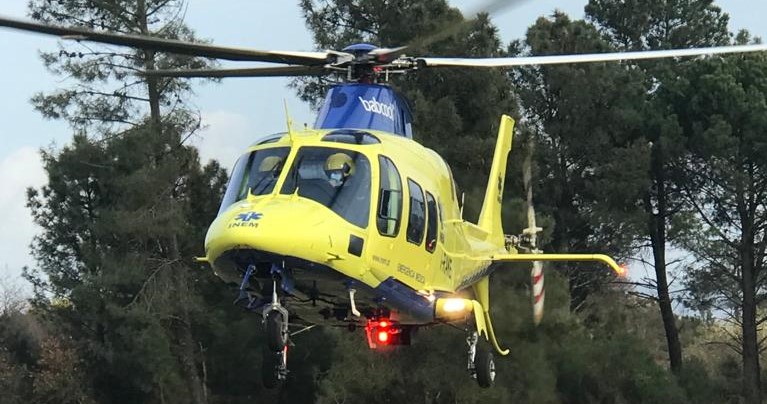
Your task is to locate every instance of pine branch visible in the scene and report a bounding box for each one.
[73,89,150,103]
[683,184,738,246]
[147,0,178,18]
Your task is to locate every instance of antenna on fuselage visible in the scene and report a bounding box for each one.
[283,99,294,141]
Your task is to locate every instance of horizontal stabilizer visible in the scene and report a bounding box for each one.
[486,253,627,277]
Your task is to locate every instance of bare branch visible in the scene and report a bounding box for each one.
[705,340,742,355]
[628,290,659,302]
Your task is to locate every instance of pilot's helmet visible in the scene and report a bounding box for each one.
[325,153,354,186]
[258,155,284,173]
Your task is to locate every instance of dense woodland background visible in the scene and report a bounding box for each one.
[1,0,766,403]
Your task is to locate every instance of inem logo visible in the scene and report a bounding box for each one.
[229,211,262,229]
[358,96,396,121]
[235,212,263,222]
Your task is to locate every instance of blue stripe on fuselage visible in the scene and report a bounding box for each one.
[374,277,434,322]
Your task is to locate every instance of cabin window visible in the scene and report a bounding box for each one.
[377,156,403,237]
[280,147,371,228]
[322,130,381,145]
[253,132,287,145]
[218,147,290,215]
[425,192,438,253]
[406,179,426,245]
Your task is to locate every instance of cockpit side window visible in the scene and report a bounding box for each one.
[377,156,402,237]
[280,147,371,228]
[425,191,438,253]
[406,179,425,245]
[217,147,290,215]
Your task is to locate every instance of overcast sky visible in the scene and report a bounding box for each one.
[0,1,764,288]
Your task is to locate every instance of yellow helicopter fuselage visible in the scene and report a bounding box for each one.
[204,122,508,326]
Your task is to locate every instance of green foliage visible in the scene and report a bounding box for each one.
[580,0,734,379]
[23,121,231,403]
[17,2,236,402]
[31,337,95,404]
[667,43,767,402]
[0,310,95,404]
[0,350,29,404]
[677,358,735,404]
[585,0,730,50]
[313,319,512,403]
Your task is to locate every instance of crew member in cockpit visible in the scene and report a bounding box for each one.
[259,155,284,173]
[250,155,285,195]
[323,152,370,227]
[325,152,354,188]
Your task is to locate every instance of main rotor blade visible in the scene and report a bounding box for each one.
[371,0,530,63]
[141,65,329,78]
[367,46,408,64]
[0,15,334,65]
[408,0,529,51]
[419,43,767,68]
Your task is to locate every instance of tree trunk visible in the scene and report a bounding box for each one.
[174,307,207,404]
[647,141,683,374]
[649,221,683,374]
[137,2,204,402]
[741,256,761,403]
[170,240,207,404]
[137,0,162,130]
[739,182,761,403]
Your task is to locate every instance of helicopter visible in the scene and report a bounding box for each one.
[3,8,767,389]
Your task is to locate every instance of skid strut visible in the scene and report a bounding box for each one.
[467,331,479,378]
[234,264,256,307]
[263,265,290,331]
[348,288,361,317]
[260,263,291,384]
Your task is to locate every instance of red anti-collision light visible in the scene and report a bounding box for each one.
[378,321,389,328]
[377,331,389,343]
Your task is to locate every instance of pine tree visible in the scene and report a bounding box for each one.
[670,38,767,403]
[584,0,731,375]
[24,1,228,402]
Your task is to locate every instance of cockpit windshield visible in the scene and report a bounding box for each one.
[218,147,290,215]
[280,147,371,228]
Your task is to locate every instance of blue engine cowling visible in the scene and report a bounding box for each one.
[315,83,414,139]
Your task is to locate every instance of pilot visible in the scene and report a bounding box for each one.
[258,155,284,174]
[249,155,285,195]
[324,152,355,188]
[320,152,370,227]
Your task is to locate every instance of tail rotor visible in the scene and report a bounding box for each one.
[522,138,544,325]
